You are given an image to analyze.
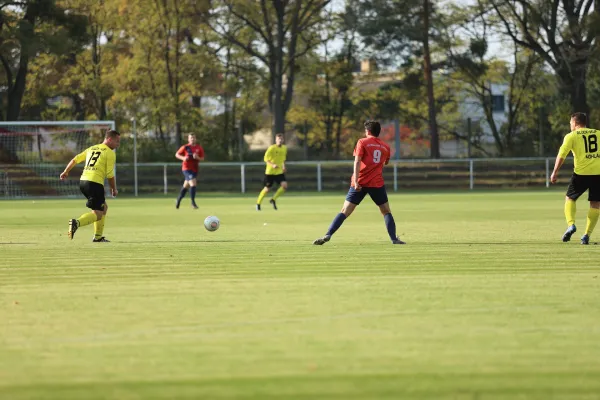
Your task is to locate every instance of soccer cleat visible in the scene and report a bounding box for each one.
[92,237,111,242]
[581,234,590,245]
[256,204,261,211]
[313,235,331,245]
[192,203,199,209]
[392,237,406,244]
[562,224,577,242]
[68,219,78,240]
[270,199,278,210]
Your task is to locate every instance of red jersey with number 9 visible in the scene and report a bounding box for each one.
[351,135,390,188]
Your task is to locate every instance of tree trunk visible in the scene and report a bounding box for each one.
[423,0,440,158]
[562,62,590,118]
[271,0,286,139]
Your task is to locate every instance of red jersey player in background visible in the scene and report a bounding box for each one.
[175,134,204,209]
[313,120,405,245]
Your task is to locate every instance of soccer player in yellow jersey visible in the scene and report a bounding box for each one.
[256,133,288,211]
[551,112,600,245]
[60,129,120,242]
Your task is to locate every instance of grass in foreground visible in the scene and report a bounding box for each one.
[1,191,600,399]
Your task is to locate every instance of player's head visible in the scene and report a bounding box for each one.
[364,120,381,137]
[570,112,587,130]
[275,133,284,146]
[104,129,120,150]
[188,134,197,145]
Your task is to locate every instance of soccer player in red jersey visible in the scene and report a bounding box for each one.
[313,120,405,245]
[175,134,205,209]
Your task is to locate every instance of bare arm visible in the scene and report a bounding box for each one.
[107,177,118,197]
[175,152,187,161]
[352,155,362,189]
[60,158,79,180]
[550,156,565,184]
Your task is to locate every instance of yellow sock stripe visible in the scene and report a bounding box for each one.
[565,199,576,226]
[585,208,600,235]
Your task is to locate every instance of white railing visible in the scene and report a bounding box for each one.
[1,157,567,198]
[116,157,563,195]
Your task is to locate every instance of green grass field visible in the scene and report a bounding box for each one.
[2,191,600,399]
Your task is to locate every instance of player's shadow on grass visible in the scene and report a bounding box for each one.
[117,239,298,243]
[426,241,598,245]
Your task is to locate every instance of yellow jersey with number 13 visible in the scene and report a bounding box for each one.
[558,128,600,175]
[73,143,116,185]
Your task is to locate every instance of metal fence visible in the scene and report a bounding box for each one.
[1,157,574,198]
[113,157,570,196]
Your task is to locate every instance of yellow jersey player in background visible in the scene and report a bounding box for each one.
[60,129,120,242]
[256,133,288,211]
[551,112,600,244]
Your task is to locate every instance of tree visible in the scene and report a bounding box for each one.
[442,3,548,156]
[205,0,331,139]
[354,0,441,158]
[0,0,88,120]
[487,0,600,118]
[108,0,213,147]
[22,0,121,121]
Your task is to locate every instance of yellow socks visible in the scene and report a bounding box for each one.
[565,199,576,226]
[77,212,98,228]
[257,188,268,205]
[94,215,106,239]
[272,187,286,201]
[585,208,600,235]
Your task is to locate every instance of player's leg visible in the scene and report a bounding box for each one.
[93,202,109,242]
[257,175,272,210]
[370,186,404,244]
[176,172,191,208]
[189,177,198,209]
[69,181,103,240]
[313,188,363,245]
[563,174,583,242]
[270,176,287,209]
[582,177,600,244]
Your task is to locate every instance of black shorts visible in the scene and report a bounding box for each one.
[80,180,106,211]
[345,185,389,206]
[263,174,286,188]
[566,173,600,201]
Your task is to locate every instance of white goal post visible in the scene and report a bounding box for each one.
[0,121,116,199]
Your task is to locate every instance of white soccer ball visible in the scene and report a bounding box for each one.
[204,216,220,232]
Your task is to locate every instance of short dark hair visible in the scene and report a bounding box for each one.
[571,112,587,127]
[364,120,381,137]
[275,133,284,138]
[105,129,120,139]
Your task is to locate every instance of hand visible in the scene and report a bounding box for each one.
[353,181,361,190]
[193,153,200,160]
[60,171,68,180]
[550,171,558,184]
[282,165,287,172]
[111,188,118,197]
[272,164,278,169]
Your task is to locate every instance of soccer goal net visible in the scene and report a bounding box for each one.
[0,121,115,199]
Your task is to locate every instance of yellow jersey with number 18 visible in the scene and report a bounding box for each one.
[73,143,116,185]
[558,128,600,175]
